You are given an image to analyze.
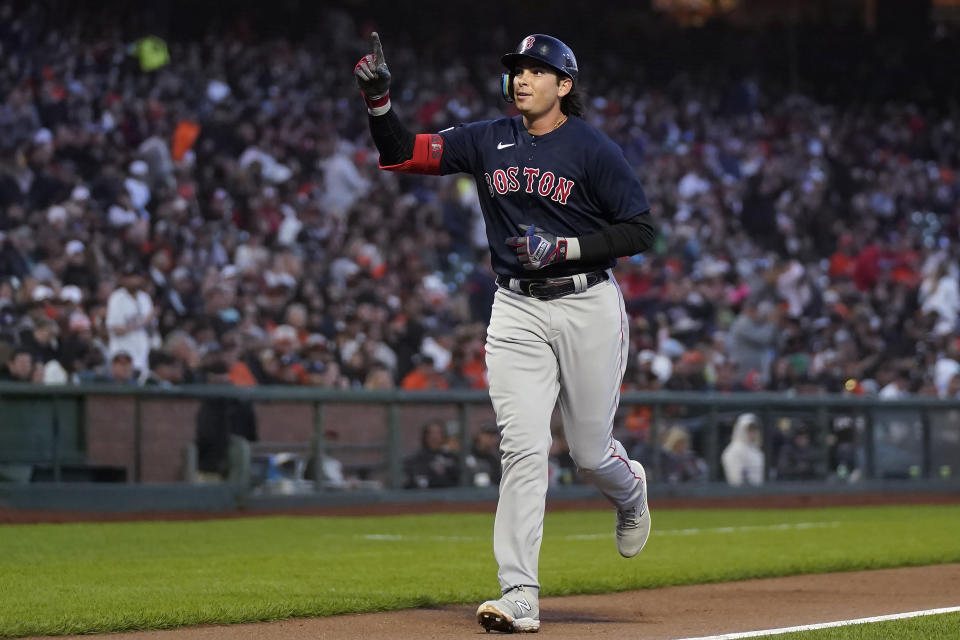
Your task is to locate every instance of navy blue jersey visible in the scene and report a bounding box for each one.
[438,115,650,279]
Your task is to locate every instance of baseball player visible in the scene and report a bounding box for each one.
[355,32,654,633]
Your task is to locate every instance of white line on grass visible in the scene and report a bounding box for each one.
[358,521,840,543]
[671,606,960,640]
[567,521,841,541]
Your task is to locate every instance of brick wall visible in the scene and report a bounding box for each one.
[83,395,498,483]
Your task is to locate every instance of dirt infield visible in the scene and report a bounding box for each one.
[26,564,960,639]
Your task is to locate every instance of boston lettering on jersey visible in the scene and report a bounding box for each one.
[484,167,575,205]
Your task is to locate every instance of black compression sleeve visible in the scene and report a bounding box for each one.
[578,214,656,262]
[368,108,416,166]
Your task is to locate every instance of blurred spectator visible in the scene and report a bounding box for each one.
[106,264,155,372]
[721,413,765,487]
[879,370,912,399]
[726,299,780,384]
[660,426,709,483]
[401,354,449,390]
[307,430,348,489]
[465,423,502,487]
[61,242,97,298]
[919,259,959,337]
[403,420,460,489]
[775,423,820,481]
[194,363,259,481]
[363,363,396,389]
[0,228,31,279]
[16,316,59,364]
[140,350,182,387]
[0,347,41,382]
[58,311,96,378]
[95,350,138,385]
[221,337,257,387]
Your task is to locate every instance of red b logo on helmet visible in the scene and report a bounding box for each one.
[520,36,535,52]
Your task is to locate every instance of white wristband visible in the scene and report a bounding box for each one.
[367,99,392,116]
[563,236,581,261]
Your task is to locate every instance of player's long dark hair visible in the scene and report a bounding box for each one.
[560,83,585,118]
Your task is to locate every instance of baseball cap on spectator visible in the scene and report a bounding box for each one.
[264,271,297,290]
[33,128,53,145]
[65,240,85,256]
[272,324,298,344]
[71,185,90,201]
[68,311,92,331]
[220,264,238,279]
[306,333,327,347]
[650,358,671,383]
[112,350,133,363]
[206,79,231,103]
[59,285,83,304]
[171,266,191,281]
[673,317,701,334]
[47,205,68,225]
[32,284,55,301]
[129,160,149,177]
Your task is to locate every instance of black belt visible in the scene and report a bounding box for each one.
[495,270,609,301]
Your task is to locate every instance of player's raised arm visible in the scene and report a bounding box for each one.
[353,32,443,175]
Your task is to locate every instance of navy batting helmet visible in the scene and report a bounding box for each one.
[500,34,578,103]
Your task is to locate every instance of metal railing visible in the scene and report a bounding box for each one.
[1,383,959,489]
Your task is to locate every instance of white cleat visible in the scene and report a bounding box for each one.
[616,460,651,558]
[476,585,540,633]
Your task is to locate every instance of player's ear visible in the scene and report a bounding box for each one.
[557,76,572,98]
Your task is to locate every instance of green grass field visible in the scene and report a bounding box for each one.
[1,504,958,638]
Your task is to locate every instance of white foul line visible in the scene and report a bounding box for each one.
[359,521,841,543]
[671,606,960,640]
[566,521,840,541]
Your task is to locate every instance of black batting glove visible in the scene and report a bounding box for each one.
[354,32,392,111]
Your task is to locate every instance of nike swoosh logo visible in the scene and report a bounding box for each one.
[497,142,515,149]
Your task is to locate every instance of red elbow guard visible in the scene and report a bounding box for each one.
[380,133,443,175]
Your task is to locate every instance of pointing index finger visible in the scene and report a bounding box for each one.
[371,32,385,67]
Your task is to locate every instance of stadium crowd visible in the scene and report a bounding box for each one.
[1,1,959,421]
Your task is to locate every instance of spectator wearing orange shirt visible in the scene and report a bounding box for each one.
[221,336,257,387]
[401,354,449,391]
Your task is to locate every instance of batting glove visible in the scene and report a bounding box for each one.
[354,32,392,114]
[506,224,569,270]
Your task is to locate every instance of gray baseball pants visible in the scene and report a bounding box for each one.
[485,274,644,591]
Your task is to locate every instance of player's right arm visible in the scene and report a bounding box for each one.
[354,32,445,175]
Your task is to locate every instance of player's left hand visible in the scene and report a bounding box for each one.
[506,224,568,270]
